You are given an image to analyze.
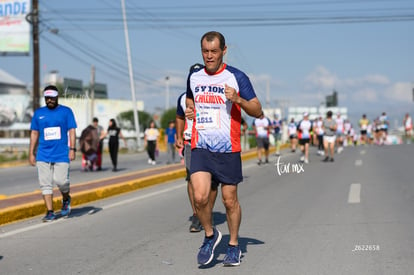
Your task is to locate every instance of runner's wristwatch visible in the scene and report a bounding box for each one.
[70,147,77,152]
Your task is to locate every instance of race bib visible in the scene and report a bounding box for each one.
[44,127,61,140]
[195,108,220,130]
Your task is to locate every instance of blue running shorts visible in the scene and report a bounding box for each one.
[190,148,243,185]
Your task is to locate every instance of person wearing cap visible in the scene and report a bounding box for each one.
[175,64,218,233]
[186,31,263,266]
[29,85,77,222]
[297,112,312,164]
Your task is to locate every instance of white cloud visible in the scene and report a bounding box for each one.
[384,82,413,102]
[351,88,378,102]
[302,66,399,107]
[304,66,338,90]
[342,74,390,87]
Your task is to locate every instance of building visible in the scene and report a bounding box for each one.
[0,68,32,138]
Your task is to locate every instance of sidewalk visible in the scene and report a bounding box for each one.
[0,147,272,226]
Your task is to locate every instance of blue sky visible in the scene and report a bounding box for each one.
[1,0,414,127]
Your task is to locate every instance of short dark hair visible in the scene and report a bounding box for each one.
[327,111,333,118]
[201,31,226,50]
[93,117,99,123]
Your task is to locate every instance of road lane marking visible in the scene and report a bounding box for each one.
[102,183,185,210]
[355,160,363,166]
[0,183,186,238]
[348,183,361,204]
[360,150,366,155]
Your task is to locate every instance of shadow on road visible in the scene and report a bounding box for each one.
[198,230,265,268]
[56,206,103,219]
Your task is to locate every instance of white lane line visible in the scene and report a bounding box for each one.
[348,183,361,204]
[355,159,363,166]
[360,150,366,155]
[0,219,65,239]
[102,183,185,210]
[0,183,186,238]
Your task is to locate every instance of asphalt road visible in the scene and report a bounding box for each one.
[1,144,413,274]
[0,150,178,197]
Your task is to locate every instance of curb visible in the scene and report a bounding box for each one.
[0,145,286,225]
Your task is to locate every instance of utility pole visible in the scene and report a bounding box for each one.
[32,0,40,111]
[165,76,170,110]
[90,65,95,122]
[266,77,270,109]
[121,0,141,149]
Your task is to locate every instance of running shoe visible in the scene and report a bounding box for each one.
[323,156,329,162]
[223,245,242,266]
[197,228,222,265]
[330,158,334,162]
[189,215,202,233]
[61,197,71,217]
[42,211,56,222]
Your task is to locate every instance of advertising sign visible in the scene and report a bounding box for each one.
[0,0,31,55]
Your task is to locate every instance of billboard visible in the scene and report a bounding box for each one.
[0,0,31,55]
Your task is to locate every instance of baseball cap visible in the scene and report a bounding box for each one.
[44,89,58,97]
[303,112,309,117]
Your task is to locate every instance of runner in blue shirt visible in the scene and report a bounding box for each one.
[29,85,77,222]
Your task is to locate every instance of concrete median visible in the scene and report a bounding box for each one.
[0,146,284,225]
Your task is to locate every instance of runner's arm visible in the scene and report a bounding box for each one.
[29,130,39,166]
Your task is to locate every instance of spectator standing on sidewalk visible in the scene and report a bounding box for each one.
[105,118,127,172]
[186,31,263,266]
[29,85,77,222]
[92,117,106,171]
[79,124,99,171]
[144,121,159,165]
[165,120,177,164]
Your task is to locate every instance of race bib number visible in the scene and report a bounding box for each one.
[195,108,220,130]
[44,127,61,140]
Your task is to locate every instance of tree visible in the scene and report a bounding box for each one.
[160,107,177,129]
[118,110,152,131]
